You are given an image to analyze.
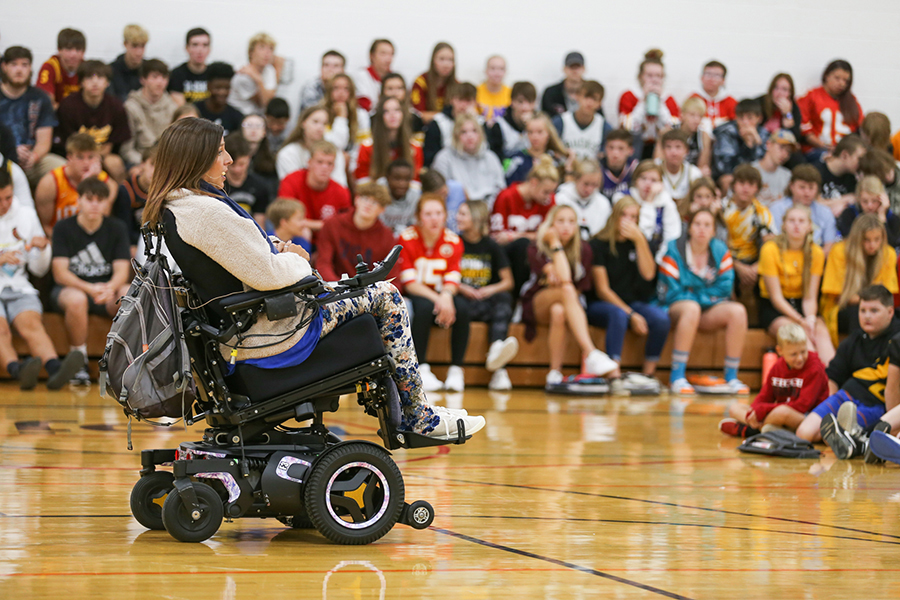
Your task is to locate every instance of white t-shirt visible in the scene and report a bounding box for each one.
[751,160,792,207]
[228,64,278,116]
[559,111,605,160]
[656,159,703,202]
[555,182,612,240]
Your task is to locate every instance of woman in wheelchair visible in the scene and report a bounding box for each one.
[144,118,485,440]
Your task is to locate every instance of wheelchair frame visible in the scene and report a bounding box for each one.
[130,244,469,544]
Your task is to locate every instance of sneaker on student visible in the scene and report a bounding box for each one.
[864,421,892,465]
[488,368,512,391]
[47,351,85,390]
[444,365,465,392]
[431,404,467,420]
[719,418,759,438]
[621,372,661,393]
[837,400,863,438]
[725,379,750,395]
[584,349,617,377]
[419,364,444,392]
[486,337,519,372]
[426,409,485,440]
[545,369,564,387]
[868,429,900,465]
[609,378,626,395]
[17,357,42,391]
[820,413,861,460]
[670,378,695,395]
[70,365,92,387]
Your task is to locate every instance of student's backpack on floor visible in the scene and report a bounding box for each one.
[738,429,821,459]
[99,229,195,434]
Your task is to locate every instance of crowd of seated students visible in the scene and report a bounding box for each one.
[4,24,900,436]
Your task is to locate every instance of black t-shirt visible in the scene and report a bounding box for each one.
[827,319,900,406]
[226,172,272,215]
[589,238,655,304]
[52,216,130,284]
[167,63,210,103]
[461,236,509,288]
[815,159,857,200]
[195,100,245,136]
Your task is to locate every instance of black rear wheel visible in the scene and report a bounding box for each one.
[304,443,404,545]
[130,471,174,530]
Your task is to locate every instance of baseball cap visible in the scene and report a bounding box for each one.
[771,129,798,148]
[564,52,584,67]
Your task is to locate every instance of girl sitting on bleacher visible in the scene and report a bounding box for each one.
[657,209,749,395]
[519,204,617,387]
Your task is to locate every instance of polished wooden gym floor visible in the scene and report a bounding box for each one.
[2,383,899,599]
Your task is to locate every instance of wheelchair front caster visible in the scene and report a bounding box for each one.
[130,471,174,530]
[404,500,434,530]
[304,442,404,545]
[162,482,223,542]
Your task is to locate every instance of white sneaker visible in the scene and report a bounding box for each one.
[427,408,485,440]
[583,350,617,376]
[444,365,465,392]
[419,364,444,392]
[546,369,564,386]
[431,405,467,419]
[488,368,512,390]
[486,337,519,371]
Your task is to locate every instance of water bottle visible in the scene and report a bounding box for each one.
[646,92,660,118]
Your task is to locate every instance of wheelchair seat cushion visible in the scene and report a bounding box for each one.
[226,314,386,402]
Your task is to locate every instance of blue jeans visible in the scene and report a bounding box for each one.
[586,300,670,362]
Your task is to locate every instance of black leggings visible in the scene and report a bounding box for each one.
[467,291,513,344]
[408,293,471,366]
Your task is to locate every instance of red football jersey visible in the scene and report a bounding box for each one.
[36,55,80,105]
[398,226,462,292]
[798,87,863,149]
[490,185,555,233]
[689,92,737,129]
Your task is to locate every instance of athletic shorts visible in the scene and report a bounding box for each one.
[0,288,43,323]
[811,389,886,429]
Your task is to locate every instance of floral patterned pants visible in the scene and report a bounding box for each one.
[319,281,439,434]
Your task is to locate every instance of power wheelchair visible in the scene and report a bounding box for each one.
[129,243,470,545]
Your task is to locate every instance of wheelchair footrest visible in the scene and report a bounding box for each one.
[378,428,471,450]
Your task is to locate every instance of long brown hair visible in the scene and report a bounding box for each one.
[322,73,359,148]
[145,118,223,226]
[370,96,412,180]
[425,42,456,112]
[283,105,327,148]
[822,60,859,126]
[839,213,886,308]
[536,204,583,277]
[762,73,795,119]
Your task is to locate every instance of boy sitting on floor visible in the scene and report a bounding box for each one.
[720,323,828,438]
[795,284,900,456]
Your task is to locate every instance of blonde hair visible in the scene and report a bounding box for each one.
[774,203,815,296]
[527,154,560,183]
[857,174,886,198]
[839,213,887,308]
[123,24,149,45]
[266,198,305,228]
[776,322,808,346]
[527,113,568,156]
[451,113,485,153]
[248,32,276,60]
[595,195,640,257]
[571,157,601,180]
[536,204,582,277]
[681,96,706,116]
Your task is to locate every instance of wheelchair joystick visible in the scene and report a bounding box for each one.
[355,254,369,275]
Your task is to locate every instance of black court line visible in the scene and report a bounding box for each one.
[409,474,900,541]
[434,527,694,600]
[447,515,900,547]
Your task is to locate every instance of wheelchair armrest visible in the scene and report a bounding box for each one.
[216,275,323,315]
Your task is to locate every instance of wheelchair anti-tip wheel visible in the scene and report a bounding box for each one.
[130,471,174,530]
[161,481,224,543]
[304,443,404,545]
[405,500,435,530]
[276,507,315,529]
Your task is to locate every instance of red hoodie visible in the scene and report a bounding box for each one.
[750,351,829,420]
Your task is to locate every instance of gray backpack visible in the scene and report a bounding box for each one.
[99,246,195,427]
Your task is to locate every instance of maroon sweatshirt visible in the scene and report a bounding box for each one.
[315,211,399,283]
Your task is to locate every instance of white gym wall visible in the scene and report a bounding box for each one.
[4,0,900,126]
